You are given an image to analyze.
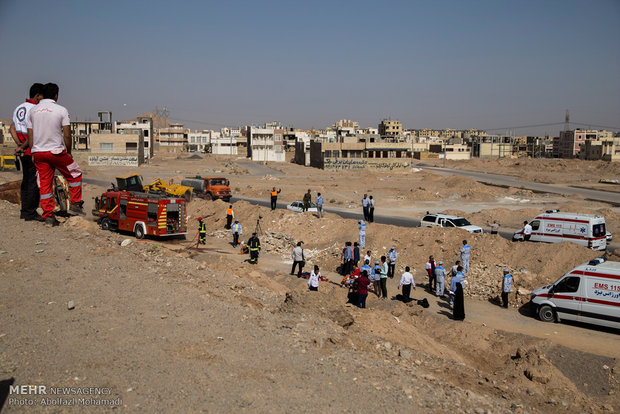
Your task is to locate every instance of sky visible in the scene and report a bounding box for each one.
[1,0,619,136]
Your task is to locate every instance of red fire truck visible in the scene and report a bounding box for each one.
[93,190,187,239]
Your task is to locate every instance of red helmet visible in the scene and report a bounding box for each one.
[197,217,203,221]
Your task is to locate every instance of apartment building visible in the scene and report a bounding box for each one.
[88,132,144,166]
[580,136,620,162]
[557,129,611,158]
[114,116,153,158]
[158,123,188,149]
[378,119,402,138]
[246,126,285,162]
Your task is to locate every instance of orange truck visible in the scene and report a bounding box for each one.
[93,190,187,239]
[180,176,232,201]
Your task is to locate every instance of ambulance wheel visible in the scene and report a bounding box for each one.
[134,225,145,239]
[101,218,112,231]
[205,193,213,200]
[184,191,192,202]
[538,305,555,322]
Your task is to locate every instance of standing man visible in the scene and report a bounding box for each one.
[22,83,84,226]
[361,194,370,221]
[460,240,471,273]
[247,232,261,264]
[487,220,500,235]
[522,221,532,241]
[225,204,234,229]
[435,261,446,298]
[358,220,366,248]
[11,83,44,221]
[270,187,281,210]
[356,270,371,308]
[371,260,382,297]
[231,219,242,247]
[379,255,388,299]
[368,195,375,222]
[316,192,324,218]
[425,255,437,293]
[290,241,305,277]
[198,217,207,245]
[501,269,512,308]
[387,246,398,279]
[302,189,312,212]
[451,260,461,278]
[342,241,353,275]
[398,266,415,302]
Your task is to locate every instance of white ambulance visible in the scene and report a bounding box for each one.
[512,210,607,251]
[530,258,620,329]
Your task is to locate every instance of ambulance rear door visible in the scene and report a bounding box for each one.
[581,271,620,329]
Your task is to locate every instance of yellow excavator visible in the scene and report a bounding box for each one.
[115,174,193,201]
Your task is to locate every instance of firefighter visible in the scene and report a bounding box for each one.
[247,232,261,264]
[225,204,234,229]
[198,217,206,245]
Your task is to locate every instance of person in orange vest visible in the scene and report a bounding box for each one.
[270,187,281,210]
[225,204,234,229]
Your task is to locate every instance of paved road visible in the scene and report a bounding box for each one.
[416,165,620,206]
[234,161,284,176]
[232,196,619,251]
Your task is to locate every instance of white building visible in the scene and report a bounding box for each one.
[114,117,153,158]
[246,126,285,162]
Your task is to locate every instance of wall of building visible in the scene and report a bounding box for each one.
[87,132,144,165]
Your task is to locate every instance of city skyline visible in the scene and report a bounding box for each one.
[1,0,619,137]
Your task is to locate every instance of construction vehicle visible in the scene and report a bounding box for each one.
[0,156,17,171]
[181,176,231,201]
[93,189,187,239]
[115,174,193,201]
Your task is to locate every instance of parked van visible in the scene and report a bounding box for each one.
[420,213,483,234]
[513,210,607,251]
[530,258,620,329]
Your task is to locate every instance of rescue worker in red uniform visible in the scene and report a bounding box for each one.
[22,83,84,226]
[11,83,44,221]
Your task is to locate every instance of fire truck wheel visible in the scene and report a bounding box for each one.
[101,218,111,231]
[205,193,213,200]
[134,224,145,239]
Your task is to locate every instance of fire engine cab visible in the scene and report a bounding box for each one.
[93,190,187,239]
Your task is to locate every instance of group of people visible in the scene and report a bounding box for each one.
[11,83,85,227]
[361,194,375,222]
[270,187,325,218]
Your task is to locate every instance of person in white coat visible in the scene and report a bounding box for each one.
[459,240,471,273]
[434,261,447,298]
[358,220,367,248]
[308,265,320,291]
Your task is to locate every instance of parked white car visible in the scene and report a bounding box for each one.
[420,213,483,234]
[287,201,318,213]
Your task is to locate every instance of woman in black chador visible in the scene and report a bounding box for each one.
[453,283,465,321]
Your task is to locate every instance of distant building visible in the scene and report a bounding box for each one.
[114,116,153,159]
[307,140,413,170]
[378,119,402,138]
[580,136,620,162]
[246,126,285,162]
[88,132,144,166]
[158,123,188,150]
[557,129,610,158]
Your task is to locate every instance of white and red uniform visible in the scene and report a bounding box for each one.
[27,98,82,219]
[12,99,37,156]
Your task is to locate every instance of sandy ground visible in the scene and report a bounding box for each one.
[0,155,619,413]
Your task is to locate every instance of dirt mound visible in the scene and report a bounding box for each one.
[0,180,21,204]
[280,291,354,328]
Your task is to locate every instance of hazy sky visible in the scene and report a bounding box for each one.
[1,0,619,136]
